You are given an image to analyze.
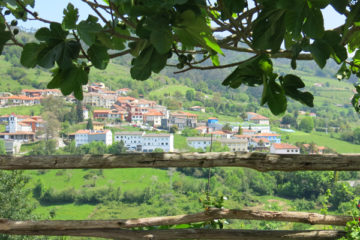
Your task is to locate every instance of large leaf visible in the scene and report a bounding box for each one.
[252,9,286,52]
[77,15,102,46]
[280,74,314,107]
[62,3,79,30]
[20,43,46,68]
[0,24,11,53]
[330,0,349,14]
[174,10,223,55]
[262,75,287,115]
[87,44,109,70]
[303,8,324,38]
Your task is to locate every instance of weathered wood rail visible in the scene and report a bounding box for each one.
[0,208,352,230]
[0,229,346,240]
[1,152,360,171]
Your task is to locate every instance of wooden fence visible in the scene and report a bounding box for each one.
[0,152,358,239]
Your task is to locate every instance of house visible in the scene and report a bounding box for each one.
[249,137,270,150]
[114,132,174,152]
[303,144,327,154]
[21,89,61,97]
[162,111,197,130]
[5,95,43,106]
[195,126,208,134]
[116,88,131,96]
[246,112,270,125]
[189,106,205,112]
[187,137,212,151]
[93,122,105,130]
[114,131,144,152]
[93,109,127,121]
[0,115,36,142]
[270,143,300,154]
[217,138,248,152]
[83,107,89,120]
[142,133,174,152]
[143,110,164,127]
[253,133,281,143]
[75,129,113,147]
[240,122,271,133]
[83,93,116,108]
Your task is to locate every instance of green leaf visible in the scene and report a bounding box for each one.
[263,75,287,115]
[20,43,45,68]
[309,0,330,8]
[303,8,324,38]
[62,3,79,30]
[330,0,349,14]
[77,15,102,46]
[35,23,68,41]
[308,40,331,68]
[150,26,172,54]
[280,74,314,107]
[87,44,109,70]
[174,10,223,55]
[210,54,220,66]
[57,40,81,69]
[0,29,11,54]
[252,9,286,52]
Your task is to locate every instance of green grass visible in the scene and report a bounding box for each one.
[174,134,190,151]
[33,203,96,220]
[282,130,360,153]
[20,141,42,153]
[0,105,42,116]
[183,110,240,122]
[149,85,194,98]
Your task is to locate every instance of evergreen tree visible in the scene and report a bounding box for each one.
[87,118,94,130]
[76,100,84,123]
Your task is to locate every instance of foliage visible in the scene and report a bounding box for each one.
[299,117,314,133]
[181,127,198,137]
[221,123,232,132]
[169,125,178,133]
[0,171,35,240]
[339,197,360,240]
[86,118,93,130]
[107,141,126,154]
[0,139,6,154]
[1,0,360,114]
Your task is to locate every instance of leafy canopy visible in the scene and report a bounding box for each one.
[1,0,360,115]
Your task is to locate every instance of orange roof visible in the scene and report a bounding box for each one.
[195,126,207,130]
[233,134,251,138]
[208,117,218,120]
[94,110,111,114]
[250,115,269,120]
[255,133,280,137]
[143,111,163,116]
[21,118,37,123]
[272,143,299,149]
[252,138,270,143]
[171,111,197,117]
[117,96,136,101]
[317,146,326,150]
[6,95,43,100]
[211,131,227,135]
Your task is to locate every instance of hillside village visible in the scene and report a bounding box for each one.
[0,82,331,155]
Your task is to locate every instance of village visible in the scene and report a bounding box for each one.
[0,83,327,155]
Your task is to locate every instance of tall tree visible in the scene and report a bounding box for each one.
[76,100,84,123]
[86,118,94,130]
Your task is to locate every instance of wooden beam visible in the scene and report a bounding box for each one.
[1,152,360,171]
[0,209,352,232]
[0,229,346,239]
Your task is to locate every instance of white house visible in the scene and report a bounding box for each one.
[114,131,145,151]
[270,143,300,154]
[187,137,212,151]
[75,129,113,147]
[83,107,89,120]
[246,112,270,125]
[143,110,164,127]
[217,138,248,152]
[142,133,174,152]
[114,131,174,152]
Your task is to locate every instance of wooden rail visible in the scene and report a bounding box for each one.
[0,229,346,239]
[0,209,352,231]
[1,152,360,171]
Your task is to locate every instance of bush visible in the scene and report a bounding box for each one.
[292,198,316,211]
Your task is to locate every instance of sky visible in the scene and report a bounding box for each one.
[17,0,345,31]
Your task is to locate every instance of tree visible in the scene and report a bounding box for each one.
[299,117,314,133]
[0,140,6,154]
[108,141,126,154]
[185,90,195,101]
[222,123,232,132]
[169,125,178,133]
[76,100,84,123]
[2,1,359,115]
[86,118,94,130]
[281,114,297,127]
[237,126,243,135]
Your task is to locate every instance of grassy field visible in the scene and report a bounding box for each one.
[281,130,360,153]
[0,105,42,116]
[148,85,194,98]
[183,110,240,122]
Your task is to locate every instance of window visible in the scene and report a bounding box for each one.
[287,150,289,152]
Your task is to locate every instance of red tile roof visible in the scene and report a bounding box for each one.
[272,143,299,149]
